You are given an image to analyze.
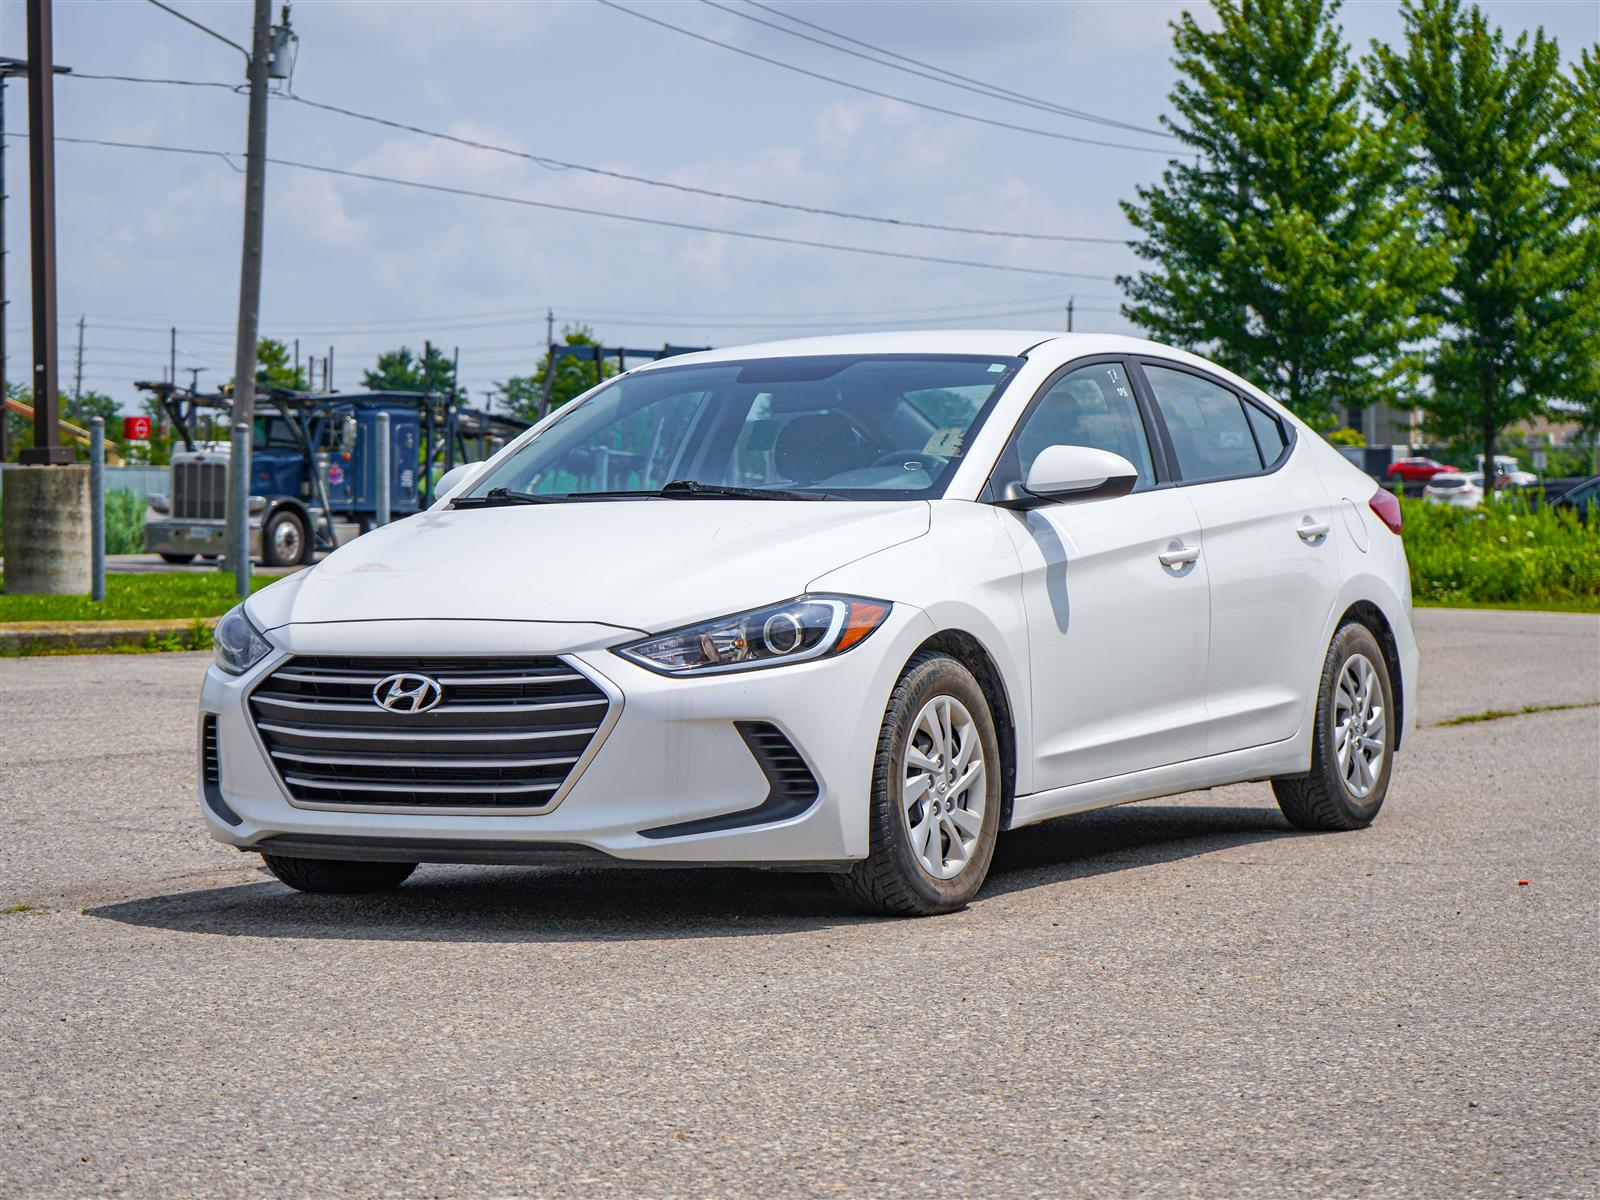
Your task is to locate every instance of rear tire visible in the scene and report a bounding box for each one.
[261,510,307,568]
[834,652,1002,917]
[261,855,416,894]
[158,552,195,565]
[1273,622,1395,831]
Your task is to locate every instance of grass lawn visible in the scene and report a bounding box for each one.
[0,571,273,623]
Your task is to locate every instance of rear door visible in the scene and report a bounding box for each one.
[1134,361,1340,756]
[993,358,1211,790]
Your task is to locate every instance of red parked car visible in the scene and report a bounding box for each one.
[1387,456,1458,484]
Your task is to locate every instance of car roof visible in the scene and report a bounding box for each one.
[628,330,1194,371]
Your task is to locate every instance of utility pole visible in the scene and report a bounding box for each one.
[292,337,299,387]
[169,326,176,391]
[187,367,202,394]
[539,307,555,420]
[19,2,68,465]
[1066,297,1074,333]
[71,313,82,398]
[326,344,334,391]
[223,0,283,598]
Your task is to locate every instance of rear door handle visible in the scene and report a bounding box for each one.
[1297,519,1331,541]
[1158,544,1201,567]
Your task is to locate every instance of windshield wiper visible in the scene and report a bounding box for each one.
[451,487,566,508]
[656,479,827,501]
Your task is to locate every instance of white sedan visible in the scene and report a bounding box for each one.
[202,332,1417,916]
[1424,471,1485,508]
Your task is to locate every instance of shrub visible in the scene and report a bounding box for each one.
[1401,496,1599,610]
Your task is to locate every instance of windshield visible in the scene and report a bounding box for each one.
[465,354,1023,501]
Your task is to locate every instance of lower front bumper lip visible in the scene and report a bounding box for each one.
[246,833,851,873]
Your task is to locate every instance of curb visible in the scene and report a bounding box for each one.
[0,616,217,653]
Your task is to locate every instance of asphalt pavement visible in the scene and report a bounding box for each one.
[1,608,1595,1198]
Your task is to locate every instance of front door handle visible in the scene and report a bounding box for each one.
[1297,519,1331,541]
[1158,544,1201,567]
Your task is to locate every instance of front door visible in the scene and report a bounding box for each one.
[994,359,1211,792]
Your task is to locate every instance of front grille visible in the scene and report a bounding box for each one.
[173,459,228,520]
[248,655,611,811]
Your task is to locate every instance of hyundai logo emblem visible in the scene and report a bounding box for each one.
[372,672,443,714]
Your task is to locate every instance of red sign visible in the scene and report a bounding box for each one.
[123,415,152,440]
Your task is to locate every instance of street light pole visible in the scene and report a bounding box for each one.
[224,0,274,598]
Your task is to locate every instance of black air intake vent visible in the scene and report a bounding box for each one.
[200,714,242,826]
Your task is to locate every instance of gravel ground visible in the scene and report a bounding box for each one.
[1,607,1595,1199]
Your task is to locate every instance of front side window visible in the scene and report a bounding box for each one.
[466,355,1022,501]
[1143,364,1263,482]
[1009,362,1157,490]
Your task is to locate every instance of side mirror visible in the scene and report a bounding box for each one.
[998,445,1139,509]
[433,463,476,502]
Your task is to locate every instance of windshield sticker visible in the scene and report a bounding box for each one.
[924,427,965,456]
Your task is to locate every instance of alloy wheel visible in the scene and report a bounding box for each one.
[1334,652,1386,799]
[900,694,987,880]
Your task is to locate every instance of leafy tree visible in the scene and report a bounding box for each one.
[64,389,119,430]
[362,344,457,395]
[1369,0,1597,485]
[1119,0,1447,427]
[494,327,617,422]
[255,338,308,390]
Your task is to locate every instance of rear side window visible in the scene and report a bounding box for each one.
[1143,365,1262,482]
[1244,402,1287,466]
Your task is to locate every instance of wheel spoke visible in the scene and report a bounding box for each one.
[950,761,983,799]
[948,805,982,837]
[942,816,969,868]
[906,744,939,774]
[903,773,931,809]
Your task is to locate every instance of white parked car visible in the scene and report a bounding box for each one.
[202,333,1417,916]
[1475,454,1538,488]
[1423,471,1484,508]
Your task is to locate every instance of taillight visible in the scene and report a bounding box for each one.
[1369,488,1402,534]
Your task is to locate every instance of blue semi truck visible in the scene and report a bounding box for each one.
[139,383,527,566]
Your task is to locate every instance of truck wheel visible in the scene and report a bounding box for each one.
[262,855,416,894]
[158,552,195,565]
[261,510,306,567]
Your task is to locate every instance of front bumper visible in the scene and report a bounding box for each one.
[146,518,262,558]
[199,609,934,865]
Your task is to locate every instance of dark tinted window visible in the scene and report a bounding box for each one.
[1144,365,1261,482]
[1013,362,1156,490]
[1244,401,1287,466]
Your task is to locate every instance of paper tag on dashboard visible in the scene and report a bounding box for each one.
[923,427,965,456]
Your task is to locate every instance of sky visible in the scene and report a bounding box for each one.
[1,0,1595,415]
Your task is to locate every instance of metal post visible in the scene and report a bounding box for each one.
[327,345,333,391]
[224,0,273,598]
[0,75,9,464]
[231,421,251,595]
[20,1,69,465]
[89,415,104,600]
[72,313,82,397]
[374,409,390,528]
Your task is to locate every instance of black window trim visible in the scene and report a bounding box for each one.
[980,353,1174,503]
[1129,357,1298,488]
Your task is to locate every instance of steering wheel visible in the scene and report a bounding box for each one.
[870,450,946,475]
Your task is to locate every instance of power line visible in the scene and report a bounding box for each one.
[29,131,1120,280]
[716,0,1173,140]
[595,0,1174,156]
[64,73,1131,245]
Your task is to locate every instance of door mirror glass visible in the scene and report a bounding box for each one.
[1005,444,1139,507]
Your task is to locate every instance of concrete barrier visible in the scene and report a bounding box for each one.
[1,465,92,595]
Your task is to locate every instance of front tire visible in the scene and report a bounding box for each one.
[835,652,1003,916]
[261,855,416,894]
[1273,623,1395,831]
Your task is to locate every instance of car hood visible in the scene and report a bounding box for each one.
[246,500,930,635]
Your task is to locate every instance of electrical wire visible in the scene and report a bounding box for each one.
[28,131,1119,281]
[62,73,1131,245]
[713,0,1173,139]
[595,0,1174,156]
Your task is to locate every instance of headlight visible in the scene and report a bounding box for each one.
[616,595,891,676]
[213,604,272,675]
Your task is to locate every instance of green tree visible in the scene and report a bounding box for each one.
[494,327,616,422]
[1119,0,1447,427]
[255,338,308,390]
[362,344,457,394]
[1369,0,1597,485]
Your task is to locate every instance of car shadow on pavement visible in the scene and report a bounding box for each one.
[86,802,1297,943]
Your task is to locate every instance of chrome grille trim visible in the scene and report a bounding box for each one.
[247,654,621,814]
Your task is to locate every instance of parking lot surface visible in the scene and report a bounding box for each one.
[1,608,1595,1198]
